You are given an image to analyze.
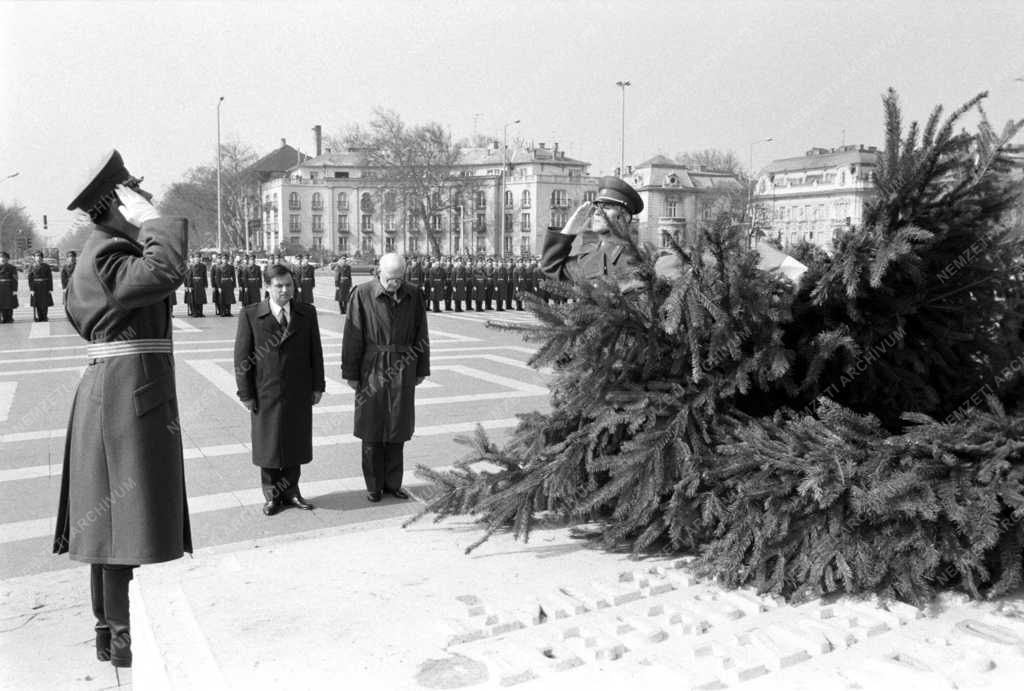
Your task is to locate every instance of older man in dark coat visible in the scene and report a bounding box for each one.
[235,263,325,515]
[55,151,192,674]
[342,253,430,502]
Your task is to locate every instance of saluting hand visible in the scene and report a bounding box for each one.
[560,201,594,236]
[115,185,160,227]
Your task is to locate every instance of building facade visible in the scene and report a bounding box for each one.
[752,145,880,251]
[252,135,597,258]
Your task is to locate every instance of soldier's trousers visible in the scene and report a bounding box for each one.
[361,441,404,492]
[0,309,12,323]
[260,466,301,501]
[90,564,136,667]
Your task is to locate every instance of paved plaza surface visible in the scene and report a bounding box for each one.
[2,272,1024,690]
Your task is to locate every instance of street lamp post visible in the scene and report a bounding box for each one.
[501,119,520,258]
[217,96,224,253]
[747,137,773,230]
[615,80,631,175]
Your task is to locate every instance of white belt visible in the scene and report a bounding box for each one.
[86,338,173,359]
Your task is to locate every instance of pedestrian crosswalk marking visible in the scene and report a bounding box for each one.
[184,360,247,410]
[28,320,50,339]
[0,381,16,422]
[172,317,201,332]
[0,417,520,544]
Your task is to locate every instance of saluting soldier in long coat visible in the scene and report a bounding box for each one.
[297,255,316,304]
[451,258,467,312]
[334,256,353,314]
[56,151,192,672]
[235,263,325,515]
[28,250,54,321]
[342,253,430,502]
[0,251,18,323]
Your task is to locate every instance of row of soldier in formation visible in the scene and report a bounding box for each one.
[0,250,78,323]
[180,252,319,317]
[400,255,552,314]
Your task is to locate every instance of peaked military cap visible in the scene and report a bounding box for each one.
[595,176,643,215]
[66,149,141,215]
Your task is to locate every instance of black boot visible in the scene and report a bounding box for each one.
[90,565,111,662]
[103,565,135,668]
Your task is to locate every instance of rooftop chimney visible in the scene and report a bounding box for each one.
[313,125,322,157]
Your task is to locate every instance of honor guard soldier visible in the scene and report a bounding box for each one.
[442,256,454,311]
[512,259,526,311]
[215,252,237,316]
[61,251,78,302]
[503,258,515,309]
[531,257,547,304]
[540,177,644,286]
[0,251,18,323]
[471,257,486,311]
[405,255,424,292]
[244,254,262,306]
[493,258,507,311]
[334,255,352,314]
[210,255,222,314]
[482,257,496,310]
[57,149,192,675]
[28,250,54,321]
[451,257,467,312]
[428,258,445,313]
[298,254,316,304]
[236,257,248,305]
[186,252,208,316]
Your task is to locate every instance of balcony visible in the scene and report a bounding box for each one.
[312,203,324,211]
[288,226,302,234]
[360,224,374,234]
[288,202,301,211]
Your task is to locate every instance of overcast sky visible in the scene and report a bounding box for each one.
[3,0,1024,241]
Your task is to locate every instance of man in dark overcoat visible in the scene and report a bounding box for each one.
[28,250,54,321]
[210,254,222,315]
[334,256,352,314]
[342,253,430,502]
[297,254,316,305]
[451,257,467,312]
[0,251,18,323]
[428,258,445,313]
[493,259,507,311]
[235,263,325,515]
[471,258,487,311]
[512,259,526,311]
[55,151,192,673]
[442,256,454,311]
[61,251,78,302]
[186,253,208,316]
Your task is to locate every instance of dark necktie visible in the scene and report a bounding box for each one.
[280,311,288,329]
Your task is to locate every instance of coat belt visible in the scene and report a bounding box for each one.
[86,338,173,360]
[366,344,414,354]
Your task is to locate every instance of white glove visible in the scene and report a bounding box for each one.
[115,184,160,227]
[559,201,594,236]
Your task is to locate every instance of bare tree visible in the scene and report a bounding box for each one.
[675,149,745,176]
[0,202,41,257]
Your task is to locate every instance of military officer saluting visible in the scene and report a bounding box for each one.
[28,250,55,321]
[0,251,18,323]
[540,177,644,286]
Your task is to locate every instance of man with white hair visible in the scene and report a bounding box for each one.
[342,253,430,502]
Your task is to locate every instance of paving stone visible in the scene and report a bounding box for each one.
[590,579,644,606]
[829,604,892,638]
[661,603,712,635]
[489,609,529,636]
[614,613,669,646]
[737,627,813,670]
[770,620,834,656]
[792,615,858,650]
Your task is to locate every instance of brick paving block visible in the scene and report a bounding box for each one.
[693,639,771,683]
[537,643,585,672]
[669,556,697,570]
[489,609,529,636]
[834,606,891,639]
[736,627,813,670]
[590,579,644,606]
[656,567,698,589]
[792,616,858,650]
[534,594,575,624]
[881,599,925,625]
[661,603,712,635]
[614,613,669,645]
[883,634,996,678]
[576,621,629,660]
[559,584,610,611]
[439,617,488,646]
[770,621,833,656]
[615,598,666,619]
[618,569,651,588]
[686,599,745,627]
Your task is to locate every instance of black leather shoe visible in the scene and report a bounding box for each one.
[262,500,281,516]
[366,490,383,503]
[388,488,410,500]
[287,495,314,510]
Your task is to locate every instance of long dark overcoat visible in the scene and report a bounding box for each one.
[540,229,634,283]
[298,264,316,304]
[244,265,263,306]
[53,217,192,565]
[334,264,352,304]
[451,265,468,301]
[29,262,54,307]
[0,264,18,309]
[217,264,237,307]
[342,280,430,442]
[234,300,325,468]
[187,262,208,307]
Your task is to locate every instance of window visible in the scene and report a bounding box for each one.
[476,236,487,253]
[551,210,567,227]
[338,236,349,253]
[505,190,514,209]
[312,215,323,233]
[666,200,678,217]
[361,236,374,254]
[453,235,461,254]
[660,231,672,248]
[338,215,349,232]
[384,214,396,233]
[361,214,373,233]
[312,194,323,211]
[310,172,319,183]
[521,190,532,209]
[474,190,487,210]
[337,193,349,209]
[521,212,531,232]
[503,235,512,255]
[312,236,323,249]
[701,206,712,220]
[385,236,396,252]
[430,214,443,232]
[475,213,486,232]
[583,191,596,203]
[520,237,530,256]
[289,192,300,210]
[334,171,349,179]
[289,215,301,233]
[409,237,419,253]
[552,189,568,207]
[505,213,514,233]
[431,190,442,208]
[360,193,374,213]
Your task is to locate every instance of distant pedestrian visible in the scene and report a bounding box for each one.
[0,251,18,323]
[28,250,54,321]
[342,253,430,503]
[234,263,325,516]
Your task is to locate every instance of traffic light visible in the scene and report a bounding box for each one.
[43,215,48,230]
